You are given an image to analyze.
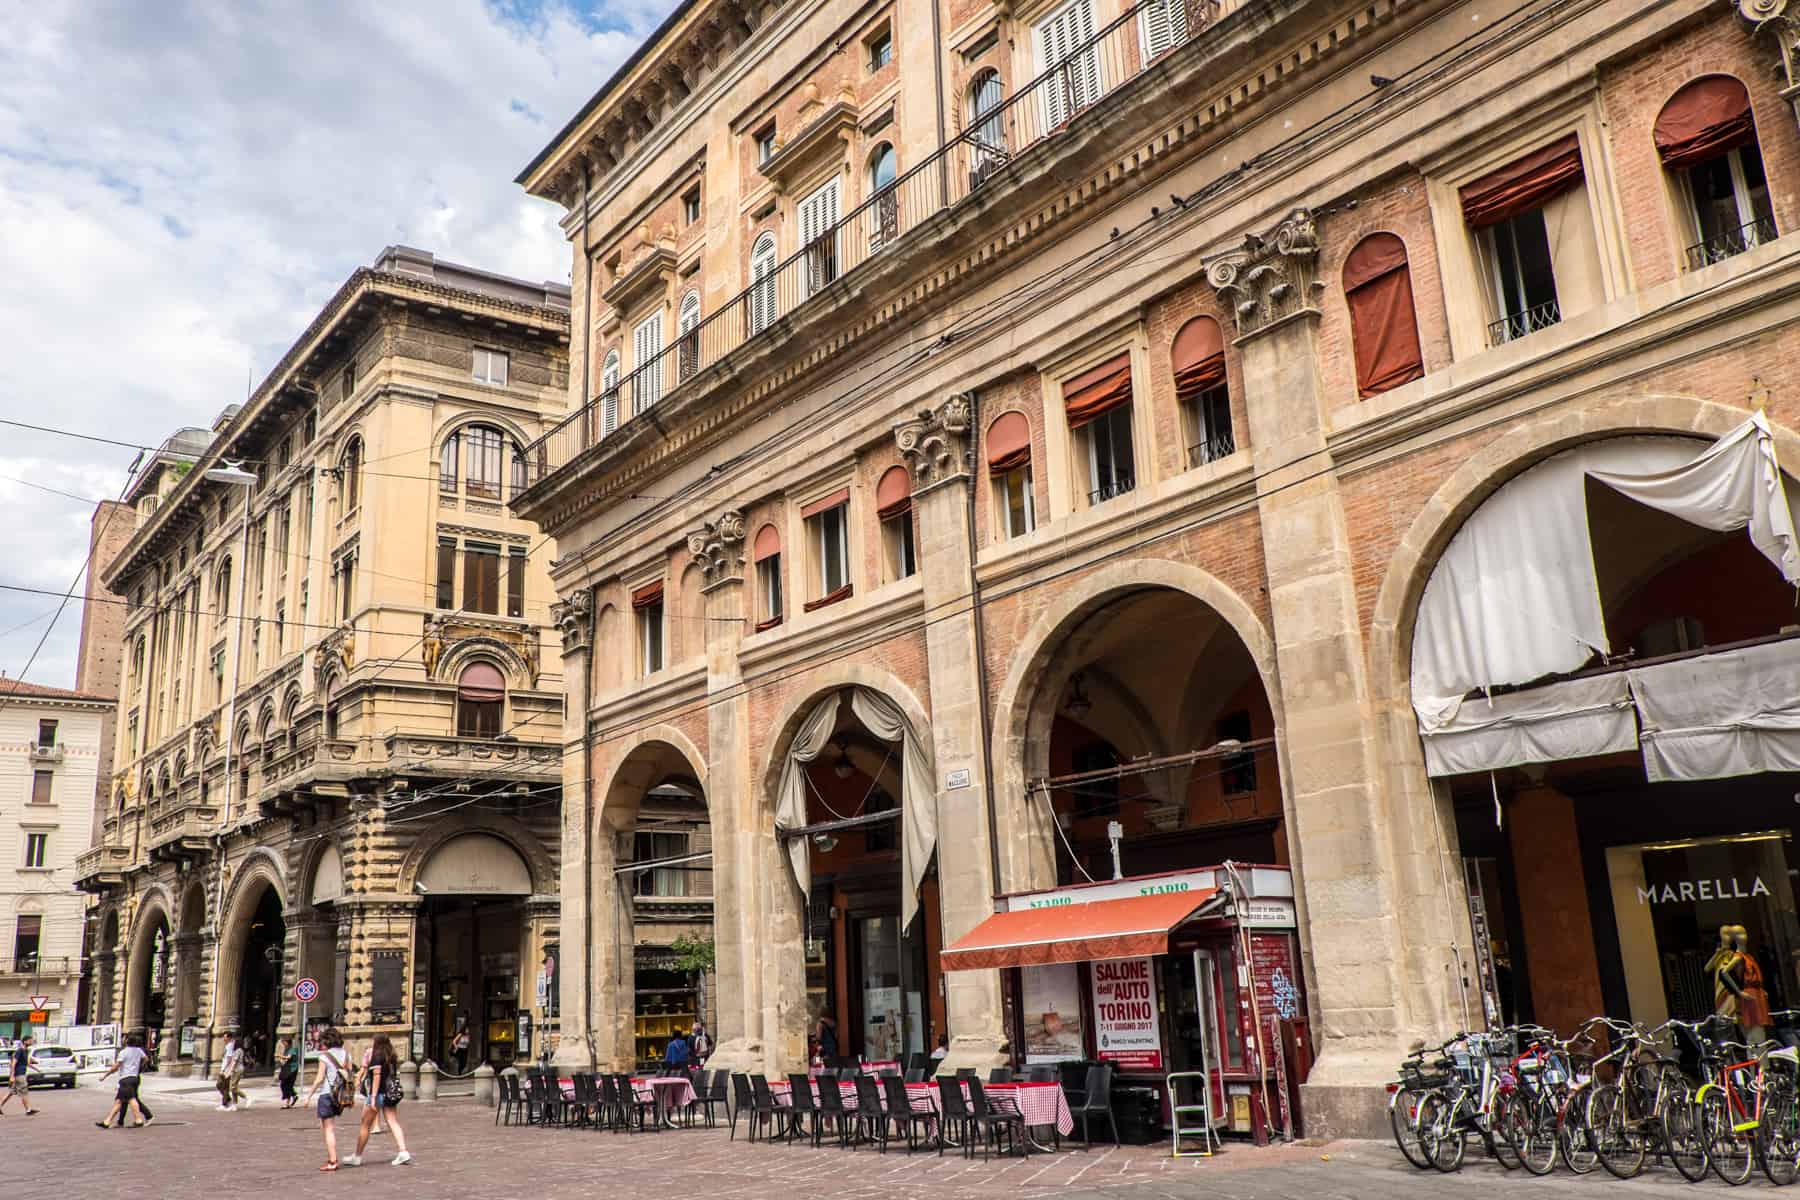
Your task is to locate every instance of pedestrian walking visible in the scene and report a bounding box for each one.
[304,1026,352,1172]
[95,1031,153,1128]
[216,1031,248,1110]
[342,1035,413,1168]
[0,1035,39,1116]
[451,1024,470,1075]
[276,1035,301,1108]
[360,1041,390,1135]
[690,1020,711,1063]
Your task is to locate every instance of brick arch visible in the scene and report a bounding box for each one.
[396,810,556,898]
[596,722,710,829]
[756,664,933,804]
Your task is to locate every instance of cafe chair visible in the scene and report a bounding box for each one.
[968,1077,1027,1159]
[815,1073,856,1148]
[787,1073,821,1145]
[1070,1065,1119,1149]
[618,1072,659,1132]
[730,1073,756,1140]
[853,1075,890,1152]
[695,1070,729,1128]
[883,1075,934,1152]
[935,1076,977,1158]
[1027,1066,1059,1083]
[988,1067,1014,1084]
[496,1072,526,1126]
[596,1073,625,1131]
[748,1075,784,1143]
[955,1067,978,1080]
[904,1067,926,1083]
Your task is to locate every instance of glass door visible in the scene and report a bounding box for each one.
[1192,949,1227,1124]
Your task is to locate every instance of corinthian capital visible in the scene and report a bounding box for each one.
[1723,0,1800,96]
[686,509,747,582]
[894,394,973,487]
[549,588,594,656]
[1205,207,1322,339]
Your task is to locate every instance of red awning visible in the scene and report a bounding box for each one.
[940,888,1218,971]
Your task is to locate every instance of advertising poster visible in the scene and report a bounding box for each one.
[1021,963,1085,1063]
[1091,956,1163,1071]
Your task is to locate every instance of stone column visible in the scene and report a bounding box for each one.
[894,398,1004,1049]
[1207,210,1468,1137]
[91,951,116,1024]
[522,895,559,1058]
[1507,784,1602,1033]
[171,932,202,1071]
[549,591,595,1071]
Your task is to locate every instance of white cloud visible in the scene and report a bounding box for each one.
[0,0,668,686]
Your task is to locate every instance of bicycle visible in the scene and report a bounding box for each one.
[1657,1015,1725,1183]
[1416,1030,1519,1172]
[1493,1024,1567,1175]
[1579,1017,1692,1179]
[1695,1009,1800,1186]
[1388,1039,1453,1171]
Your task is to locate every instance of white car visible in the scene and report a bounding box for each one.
[26,1045,78,1088]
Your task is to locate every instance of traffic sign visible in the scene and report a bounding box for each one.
[294,978,319,1004]
[27,1012,46,1024]
[28,995,47,1010]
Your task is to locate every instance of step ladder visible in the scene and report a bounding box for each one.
[1166,1071,1221,1158]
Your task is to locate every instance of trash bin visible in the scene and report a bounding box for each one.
[1114,1085,1162,1144]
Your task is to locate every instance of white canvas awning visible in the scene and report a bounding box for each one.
[1419,673,1638,777]
[1630,640,1800,782]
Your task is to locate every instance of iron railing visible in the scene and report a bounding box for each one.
[1187,430,1236,467]
[0,956,78,975]
[527,0,1235,486]
[1088,474,1138,504]
[1685,215,1777,271]
[1487,298,1561,346]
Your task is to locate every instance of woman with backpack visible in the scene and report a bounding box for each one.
[344,1035,413,1167]
[276,1035,301,1108]
[303,1026,353,1171]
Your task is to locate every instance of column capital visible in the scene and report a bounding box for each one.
[1722,0,1800,116]
[1205,207,1322,339]
[686,508,747,583]
[894,394,973,488]
[550,588,594,656]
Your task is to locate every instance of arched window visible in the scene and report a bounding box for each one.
[456,662,505,738]
[212,562,231,626]
[1172,316,1234,465]
[868,143,897,192]
[677,291,702,383]
[1342,233,1425,398]
[868,143,899,249]
[440,424,524,500]
[749,233,778,335]
[339,437,362,512]
[753,524,783,630]
[600,349,621,436]
[1655,75,1776,268]
[877,465,916,581]
[986,411,1035,538]
[967,70,1003,148]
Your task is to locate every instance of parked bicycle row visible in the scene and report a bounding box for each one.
[1389,1013,1800,1185]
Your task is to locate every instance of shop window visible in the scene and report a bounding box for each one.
[1656,76,1776,269]
[876,466,915,582]
[803,492,852,610]
[1216,710,1256,795]
[1063,352,1135,504]
[12,915,40,968]
[753,524,783,630]
[1171,316,1235,464]
[634,581,665,675]
[455,662,504,738]
[463,543,500,615]
[1460,135,1586,346]
[634,831,689,897]
[1343,234,1426,398]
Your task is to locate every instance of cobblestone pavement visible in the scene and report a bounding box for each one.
[8,1077,1755,1198]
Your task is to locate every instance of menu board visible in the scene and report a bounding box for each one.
[1021,963,1085,1063]
[1091,956,1163,1071]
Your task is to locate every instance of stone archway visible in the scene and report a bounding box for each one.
[122,890,174,1037]
[213,854,288,1046]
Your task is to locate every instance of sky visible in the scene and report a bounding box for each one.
[0,0,675,689]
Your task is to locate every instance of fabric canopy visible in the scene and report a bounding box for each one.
[1344,234,1424,398]
[941,889,1218,971]
[457,662,506,701]
[1655,76,1755,170]
[630,580,664,609]
[800,488,849,519]
[1630,639,1800,781]
[775,694,840,902]
[987,411,1031,472]
[1459,134,1584,228]
[1419,673,1637,778]
[1171,317,1226,405]
[1063,353,1133,429]
[752,523,781,562]
[876,465,912,520]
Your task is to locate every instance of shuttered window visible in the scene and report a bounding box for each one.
[749,235,778,334]
[1035,0,1100,129]
[799,178,840,297]
[435,538,456,609]
[463,544,500,615]
[632,312,663,412]
[1139,0,1189,59]
[600,351,620,435]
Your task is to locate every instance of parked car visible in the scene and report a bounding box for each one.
[26,1045,77,1088]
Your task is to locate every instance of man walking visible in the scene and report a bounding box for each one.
[0,1036,39,1116]
[95,1031,153,1128]
[216,1031,248,1111]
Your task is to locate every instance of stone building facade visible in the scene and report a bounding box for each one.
[75,247,574,1077]
[515,0,1800,1132]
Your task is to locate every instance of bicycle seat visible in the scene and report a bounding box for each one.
[1769,1046,1800,1064]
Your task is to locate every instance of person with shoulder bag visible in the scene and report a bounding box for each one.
[343,1035,413,1168]
[303,1026,353,1171]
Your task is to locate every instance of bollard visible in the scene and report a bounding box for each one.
[399,1059,419,1101]
[418,1059,439,1102]
[472,1063,496,1107]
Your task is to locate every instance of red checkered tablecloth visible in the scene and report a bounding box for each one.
[910,1081,1073,1135]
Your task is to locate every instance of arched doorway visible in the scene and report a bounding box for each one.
[416,832,533,1071]
[215,870,286,1071]
[123,900,172,1046]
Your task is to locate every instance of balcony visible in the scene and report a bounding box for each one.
[378,732,561,782]
[0,956,78,977]
[147,805,219,864]
[74,844,132,894]
[524,0,1237,493]
[28,742,64,764]
[1686,216,1777,271]
[1487,298,1561,347]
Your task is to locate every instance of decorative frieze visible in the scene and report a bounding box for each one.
[687,509,747,581]
[1205,207,1323,339]
[894,394,973,487]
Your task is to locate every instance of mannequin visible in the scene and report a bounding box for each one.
[1732,924,1772,1045]
[1708,925,1742,1025]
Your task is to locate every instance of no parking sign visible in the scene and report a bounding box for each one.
[294,978,319,1004]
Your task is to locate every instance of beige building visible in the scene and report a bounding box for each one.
[515,0,1800,1134]
[0,679,109,1035]
[76,246,576,1076]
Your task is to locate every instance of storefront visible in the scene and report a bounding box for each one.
[633,946,698,1066]
[942,864,1306,1141]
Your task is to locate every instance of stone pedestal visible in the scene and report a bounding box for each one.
[471,1062,496,1107]
[399,1059,419,1100]
[417,1059,438,1102]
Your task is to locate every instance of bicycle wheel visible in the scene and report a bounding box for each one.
[1557,1089,1598,1174]
[1704,1088,1756,1186]
[1661,1089,1710,1183]
[1485,1088,1521,1171]
[1419,1090,1466,1173]
[1590,1083,1648,1179]
[1506,1086,1558,1176]
[1758,1075,1800,1187]
[1389,1086,1432,1170]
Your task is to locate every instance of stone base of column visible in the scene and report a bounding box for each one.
[703,1036,766,1075]
[1300,1038,1419,1139]
[551,1036,593,1071]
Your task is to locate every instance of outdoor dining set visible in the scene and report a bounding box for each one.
[497,1063,1121,1160]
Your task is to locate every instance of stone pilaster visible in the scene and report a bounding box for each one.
[1207,209,1466,1137]
[522,894,560,1057]
[91,951,117,1024]
[894,395,1004,1050]
[549,590,595,1070]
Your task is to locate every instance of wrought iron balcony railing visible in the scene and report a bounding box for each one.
[525,0,1236,489]
[1487,298,1562,347]
[1088,474,1138,505]
[1685,216,1777,271]
[1187,430,1236,468]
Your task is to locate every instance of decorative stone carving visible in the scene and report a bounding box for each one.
[1723,0,1800,124]
[550,588,594,656]
[421,614,450,677]
[314,625,354,690]
[1204,207,1323,338]
[894,394,974,486]
[686,509,747,581]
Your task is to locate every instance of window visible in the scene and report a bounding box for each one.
[436,539,456,609]
[511,446,527,497]
[455,662,504,738]
[988,411,1036,539]
[632,312,664,411]
[211,648,226,705]
[1137,0,1189,59]
[339,437,362,512]
[337,552,357,621]
[1459,134,1584,345]
[634,582,665,675]
[274,600,285,649]
[1170,316,1236,463]
[1217,710,1256,794]
[30,771,51,805]
[868,144,898,248]
[753,524,783,629]
[35,720,56,749]
[472,347,510,386]
[507,547,526,619]
[463,543,500,614]
[634,831,689,897]
[12,915,40,967]
[755,123,777,165]
[683,187,702,226]
[600,350,621,435]
[876,466,915,581]
[799,179,841,296]
[967,70,1005,176]
[677,291,702,383]
[749,234,778,334]
[867,27,893,71]
[1085,406,1135,503]
[23,833,47,869]
[805,495,851,606]
[1655,76,1775,269]
[213,561,231,626]
[439,432,459,493]
[997,465,1034,537]
[1034,0,1101,128]
[340,362,356,403]
[463,425,505,500]
[1342,235,1425,399]
[1062,352,1135,503]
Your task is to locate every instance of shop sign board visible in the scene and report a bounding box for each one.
[1020,963,1085,1063]
[1091,956,1162,1070]
[179,1023,197,1058]
[1010,869,1219,911]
